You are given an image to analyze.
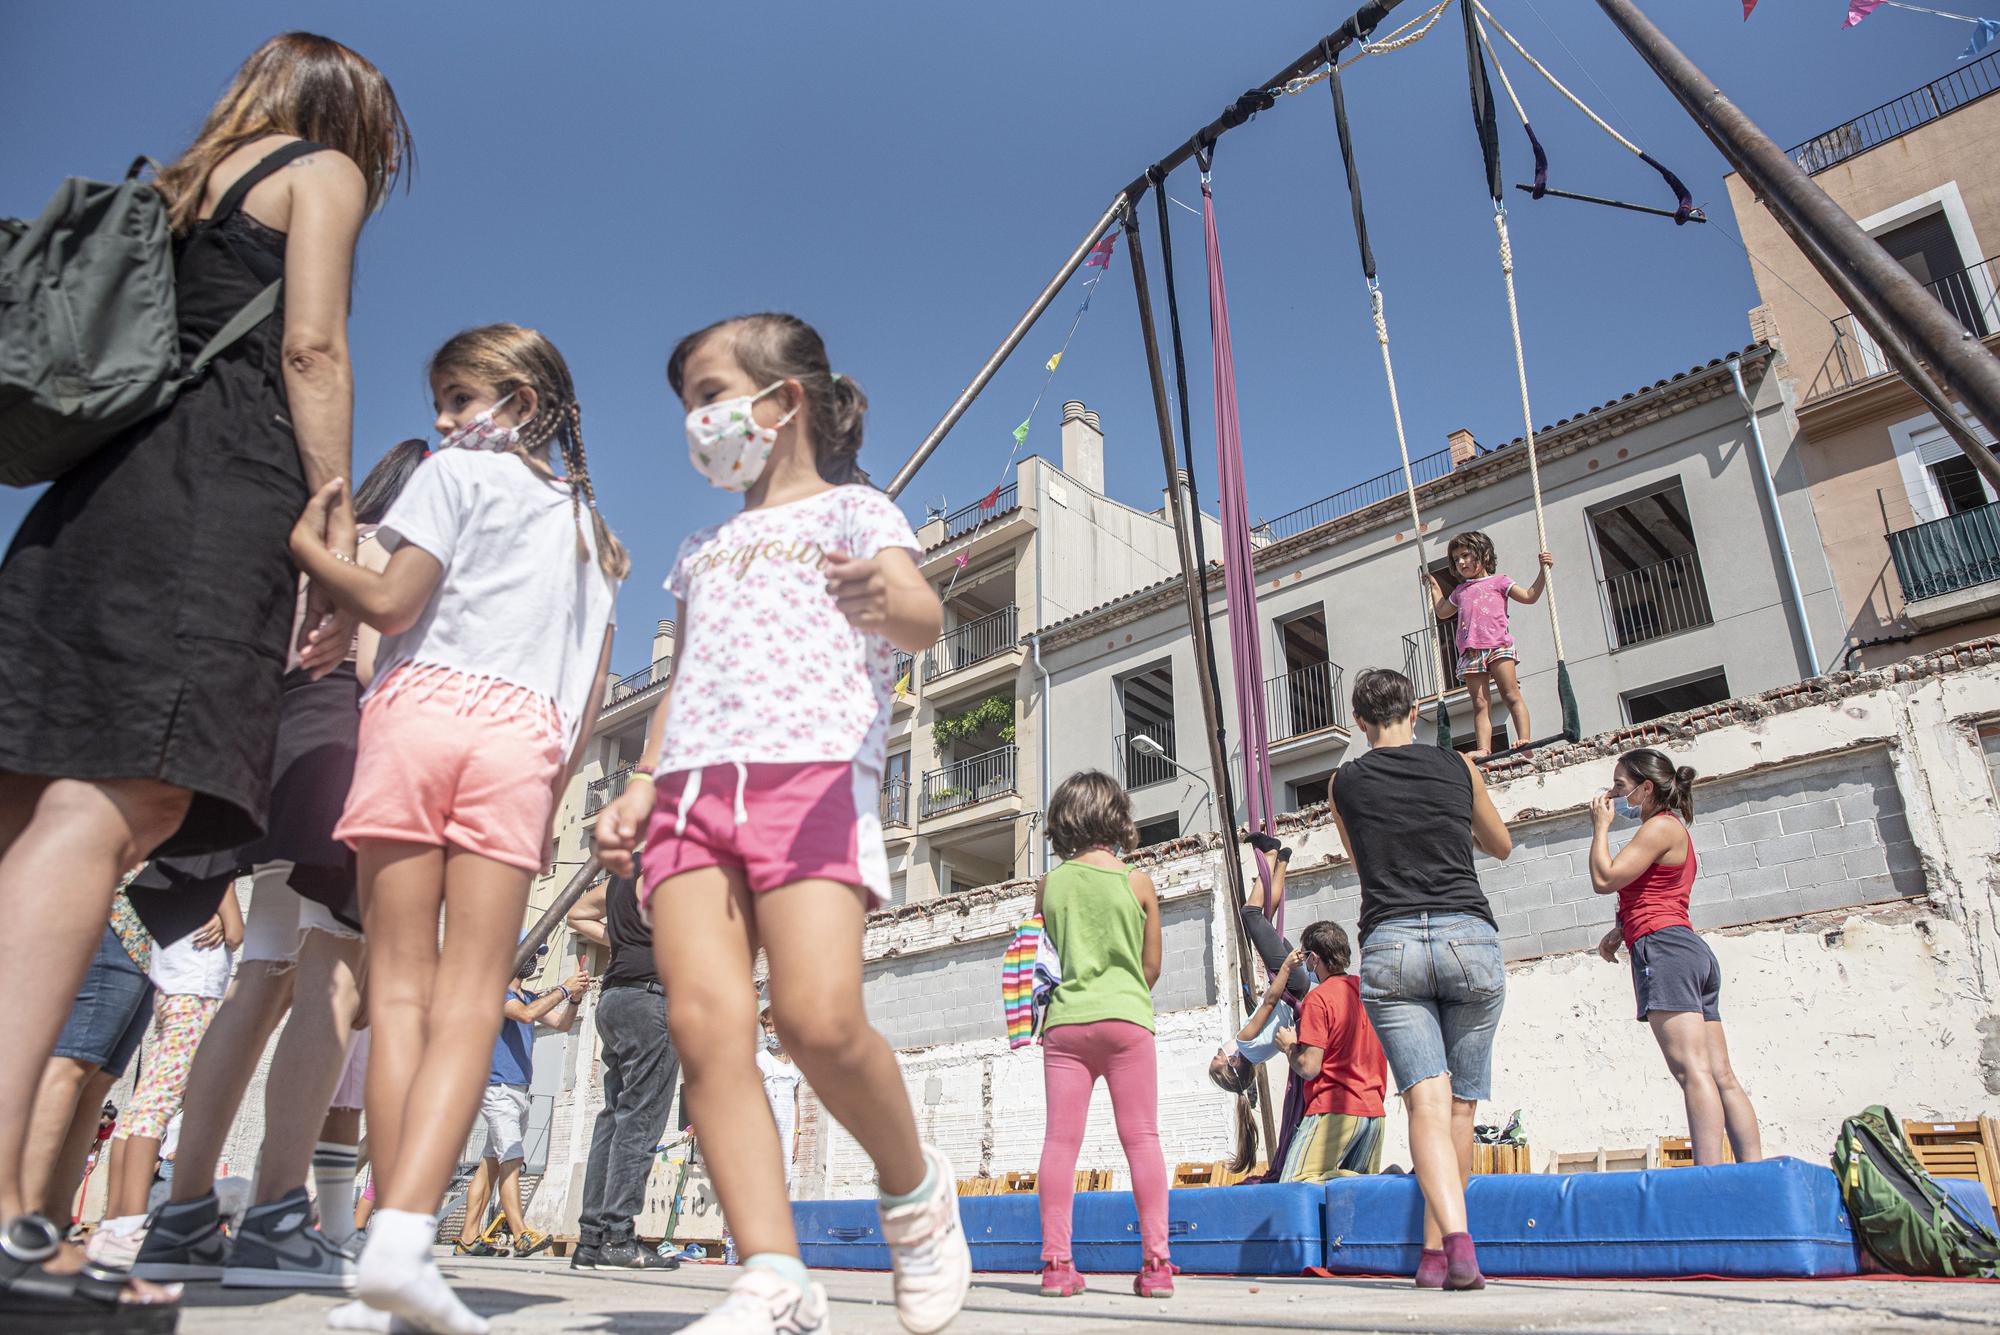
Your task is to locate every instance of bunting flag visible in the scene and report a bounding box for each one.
[953,552,970,570]
[1083,232,1119,268]
[894,670,910,701]
[980,485,1003,509]
[1967,17,2000,56]
[1013,419,1031,446]
[1743,0,1758,16]
[1846,0,1886,26]
[1045,350,1063,373]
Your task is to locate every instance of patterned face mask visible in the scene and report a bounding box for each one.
[438,390,521,453]
[685,382,797,492]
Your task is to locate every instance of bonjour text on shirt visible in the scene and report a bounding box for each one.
[657,486,921,777]
[368,449,620,753]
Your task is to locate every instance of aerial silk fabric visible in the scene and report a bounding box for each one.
[1201,179,1280,922]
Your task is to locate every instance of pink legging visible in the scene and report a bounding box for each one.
[1037,1019,1169,1264]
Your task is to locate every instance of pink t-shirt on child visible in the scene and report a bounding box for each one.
[1448,574,1515,651]
[659,485,921,777]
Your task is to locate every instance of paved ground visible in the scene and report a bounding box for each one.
[170,1255,2000,1334]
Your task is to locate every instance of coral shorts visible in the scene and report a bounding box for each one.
[639,761,889,912]
[333,666,564,873]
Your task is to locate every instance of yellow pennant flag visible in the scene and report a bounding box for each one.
[1045,350,1063,373]
[894,670,911,701]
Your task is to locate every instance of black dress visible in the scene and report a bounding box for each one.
[0,142,323,859]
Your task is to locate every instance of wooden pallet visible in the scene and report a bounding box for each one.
[1471,1143,1532,1175]
[1172,1161,1267,1188]
[1549,1146,1650,1174]
[1904,1118,1999,1206]
[1657,1136,1735,1168]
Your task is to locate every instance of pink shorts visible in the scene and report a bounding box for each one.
[639,762,889,911]
[333,665,564,873]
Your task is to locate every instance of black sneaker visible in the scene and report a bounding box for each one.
[1247,832,1283,855]
[1278,845,1293,864]
[453,1238,500,1258]
[222,1188,357,1290]
[597,1239,680,1271]
[133,1193,228,1281]
[570,1244,603,1270]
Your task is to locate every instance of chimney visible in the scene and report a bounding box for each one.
[653,618,677,666]
[1061,400,1105,494]
[1159,468,1191,518]
[1448,428,1478,468]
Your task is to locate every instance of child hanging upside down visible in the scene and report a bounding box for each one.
[1207,833,1310,1173]
[1425,530,1553,758]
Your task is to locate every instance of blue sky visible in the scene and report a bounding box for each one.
[3,2,1988,672]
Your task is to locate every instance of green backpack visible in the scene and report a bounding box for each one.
[1833,1105,2000,1278]
[0,157,284,488]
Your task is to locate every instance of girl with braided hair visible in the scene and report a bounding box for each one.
[287,323,622,1334]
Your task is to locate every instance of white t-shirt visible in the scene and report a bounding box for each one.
[757,1049,803,1153]
[149,930,232,999]
[369,450,620,752]
[658,486,920,776]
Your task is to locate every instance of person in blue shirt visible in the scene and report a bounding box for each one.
[453,942,587,1257]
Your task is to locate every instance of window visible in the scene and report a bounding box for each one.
[1403,558,1465,697]
[1270,610,1338,739]
[1118,664,1176,788]
[1452,724,1510,755]
[1590,482,1714,649]
[1624,670,1730,726]
[1890,415,2000,526]
[1135,815,1181,848]
[1876,210,1986,337]
[1290,775,1331,810]
[1931,454,1994,515]
[888,873,909,906]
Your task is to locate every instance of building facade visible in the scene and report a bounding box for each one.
[1724,51,2000,668]
[1037,347,1844,843]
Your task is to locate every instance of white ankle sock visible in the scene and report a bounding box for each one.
[314,1141,360,1246]
[104,1213,148,1237]
[357,1209,487,1335]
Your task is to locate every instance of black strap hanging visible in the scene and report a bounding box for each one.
[1460,0,1504,205]
[1327,54,1377,283]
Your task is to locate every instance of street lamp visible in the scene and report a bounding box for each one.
[1128,734,1217,833]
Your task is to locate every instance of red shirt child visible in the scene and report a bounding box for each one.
[1296,974,1388,1119]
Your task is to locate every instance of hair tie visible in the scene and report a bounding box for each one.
[830,372,844,384]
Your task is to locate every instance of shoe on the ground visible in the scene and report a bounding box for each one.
[1247,832,1282,855]
[84,1224,147,1271]
[222,1188,357,1290]
[678,1243,707,1262]
[569,1244,602,1270]
[598,1239,679,1271]
[1039,1259,1085,1297]
[1133,1258,1177,1299]
[133,1193,228,1282]
[680,1268,830,1334]
[513,1228,554,1259]
[452,1239,499,1258]
[878,1145,972,1335]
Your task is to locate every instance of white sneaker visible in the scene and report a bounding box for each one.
[681,1269,830,1335]
[878,1146,971,1335]
[85,1225,146,1271]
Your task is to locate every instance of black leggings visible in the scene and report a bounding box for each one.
[1241,906,1312,1003]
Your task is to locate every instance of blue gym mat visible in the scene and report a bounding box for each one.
[794,1183,1325,1274]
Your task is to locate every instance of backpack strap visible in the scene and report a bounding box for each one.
[208,139,326,224]
[185,280,283,378]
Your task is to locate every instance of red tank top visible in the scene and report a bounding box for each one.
[1616,815,1696,947]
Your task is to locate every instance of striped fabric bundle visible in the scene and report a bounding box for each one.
[1000,914,1061,1050]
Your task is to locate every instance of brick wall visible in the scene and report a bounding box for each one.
[863,896,1216,1050]
[1280,747,1924,960]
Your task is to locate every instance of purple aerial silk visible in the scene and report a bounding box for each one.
[1201,179,1281,930]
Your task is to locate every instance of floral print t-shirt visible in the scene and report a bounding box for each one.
[658,486,922,777]
[1448,573,1516,652]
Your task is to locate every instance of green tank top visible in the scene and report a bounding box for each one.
[1042,860,1155,1034]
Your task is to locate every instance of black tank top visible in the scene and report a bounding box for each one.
[1333,744,1495,943]
[601,874,657,989]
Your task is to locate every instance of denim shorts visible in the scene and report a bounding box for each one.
[1358,912,1505,1102]
[54,925,156,1077]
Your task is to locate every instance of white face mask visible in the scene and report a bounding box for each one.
[686,382,797,492]
[438,391,522,453]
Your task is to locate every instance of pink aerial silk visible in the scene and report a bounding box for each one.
[1201,178,1281,931]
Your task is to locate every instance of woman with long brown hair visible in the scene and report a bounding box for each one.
[0,32,410,1328]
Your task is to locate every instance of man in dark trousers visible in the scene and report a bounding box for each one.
[565,868,680,1271]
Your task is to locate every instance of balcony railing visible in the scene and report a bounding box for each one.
[922,745,1018,818]
[923,605,1020,682]
[1402,626,1465,699]
[1807,257,1999,402]
[941,483,1019,541]
[1787,50,2000,175]
[585,767,636,817]
[601,656,672,713]
[1259,447,1456,544]
[880,778,911,827]
[1264,660,1346,741]
[1889,500,2000,603]
[1602,552,1715,649]
[1114,722,1178,789]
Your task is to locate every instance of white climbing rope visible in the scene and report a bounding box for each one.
[1472,0,1645,160]
[1372,282,1456,703]
[1491,208,1567,662]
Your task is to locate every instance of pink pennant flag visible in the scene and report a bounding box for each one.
[1846,0,1885,27]
[981,485,1003,509]
[1743,0,1757,17]
[1083,232,1119,269]
[953,553,970,570]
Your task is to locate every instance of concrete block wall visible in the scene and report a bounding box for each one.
[1279,748,1924,961]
